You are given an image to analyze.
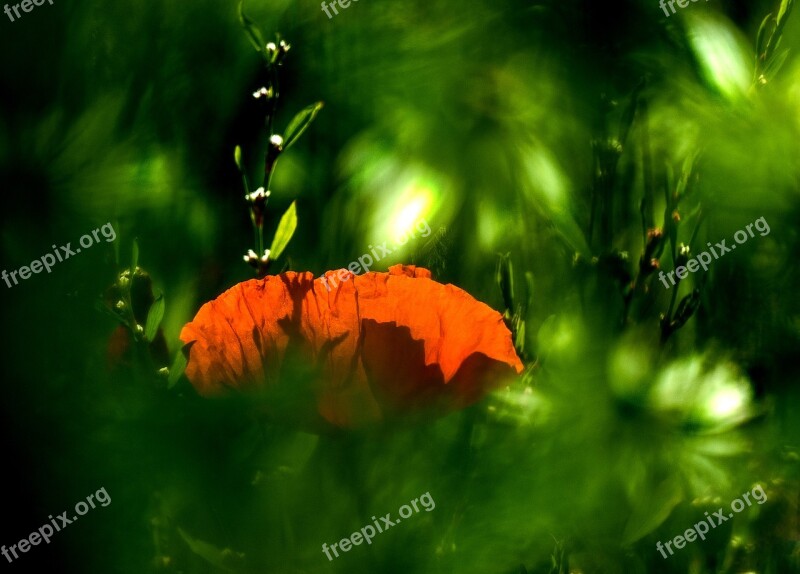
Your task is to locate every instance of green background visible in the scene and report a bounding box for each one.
[1,0,800,572]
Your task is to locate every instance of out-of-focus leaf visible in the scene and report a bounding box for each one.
[130,238,138,276]
[168,347,188,389]
[685,11,752,102]
[764,48,791,79]
[234,145,243,171]
[673,289,701,330]
[756,14,774,58]
[268,201,297,260]
[622,477,683,544]
[282,102,324,151]
[260,430,319,477]
[496,253,514,312]
[144,293,164,342]
[514,317,526,357]
[618,78,644,145]
[777,0,794,26]
[237,1,265,55]
[230,422,263,465]
[95,298,126,326]
[675,151,699,199]
[520,145,590,255]
[113,221,120,266]
[177,528,244,573]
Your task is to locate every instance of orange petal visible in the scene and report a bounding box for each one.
[179,266,523,428]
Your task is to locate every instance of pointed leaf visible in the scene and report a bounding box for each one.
[260,430,319,476]
[130,238,139,276]
[237,1,265,55]
[144,293,165,342]
[282,102,324,150]
[234,145,243,171]
[673,289,701,329]
[685,12,751,102]
[268,201,298,260]
[777,0,794,26]
[622,477,683,544]
[675,151,698,199]
[756,14,774,59]
[168,347,188,389]
[495,253,514,312]
[618,78,645,144]
[177,528,243,573]
[95,298,128,327]
[765,48,790,78]
[113,222,120,266]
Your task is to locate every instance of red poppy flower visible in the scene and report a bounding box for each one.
[179,265,523,428]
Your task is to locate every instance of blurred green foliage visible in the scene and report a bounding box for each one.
[2,0,800,572]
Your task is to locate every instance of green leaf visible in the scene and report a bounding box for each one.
[756,14,774,59]
[282,102,324,151]
[495,253,514,312]
[622,477,683,544]
[260,430,319,476]
[675,151,698,199]
[94,298,128,327]
[673,289,701,330]
[268,201,298,260]
[177,528,244,573]
[235,145,250,194]
[130,238,139,276]
[685,11,751,102]
[167,347,188,389]
[144,293,165,342]
[237,1,265,55]
[618,78,645,145]
[777,0,794,26]
[764,48,790,78]
[113,222,120,266]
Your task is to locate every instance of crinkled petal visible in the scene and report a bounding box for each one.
[179,265,523,428]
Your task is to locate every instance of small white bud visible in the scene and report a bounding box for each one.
[246,187,269,203]
[252,87,273,99]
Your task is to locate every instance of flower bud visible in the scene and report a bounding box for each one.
[265,135,283,175]
[252,86,274,100]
